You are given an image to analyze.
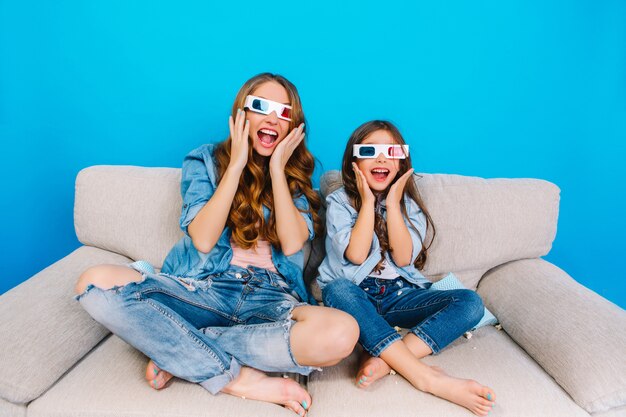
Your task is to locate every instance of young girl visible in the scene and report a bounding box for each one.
[317,120,496,416]
[75,73,359,416]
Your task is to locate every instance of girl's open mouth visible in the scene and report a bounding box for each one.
[371,168,390,182]
[257,129,278,148]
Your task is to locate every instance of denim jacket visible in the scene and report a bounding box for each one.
[161,143,316,303]
[316,186,431,290]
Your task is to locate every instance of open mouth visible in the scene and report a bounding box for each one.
[257,128,279,148]
[371,168,390,182]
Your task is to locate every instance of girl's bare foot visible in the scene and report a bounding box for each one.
[145,360,174,390]
[356,353,391,388]
[222,367,312,416]
[423,367,496,416]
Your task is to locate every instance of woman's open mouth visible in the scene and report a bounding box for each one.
[371,168,390,182]
[257,129,279,148]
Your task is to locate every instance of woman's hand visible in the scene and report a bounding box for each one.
[228,108,250,172]
[386,168,414,209]
[352,162,376,207]
[270,123,305,177]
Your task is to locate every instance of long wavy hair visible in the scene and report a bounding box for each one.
[214,73,322,250]
[341,120,435,271]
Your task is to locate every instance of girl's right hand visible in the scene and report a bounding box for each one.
[352,162,376,207]
[228,108,250,172]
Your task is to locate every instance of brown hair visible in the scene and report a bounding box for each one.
[213,73,322,250]
[341,120,435,270]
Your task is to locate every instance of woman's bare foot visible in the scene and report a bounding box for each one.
[145,360,174,390]
[356,353,392,388]
[222,367,312,416]
[422,367,496,416]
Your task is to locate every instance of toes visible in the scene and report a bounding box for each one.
[285,400,305,416]
[481,387,496,402]
[475,404,492,415]
[145,360,160,380]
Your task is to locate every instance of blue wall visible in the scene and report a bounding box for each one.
[1,1,624,308]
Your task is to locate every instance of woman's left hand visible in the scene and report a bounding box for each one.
[387,168,414,208]
[270,123,305,176]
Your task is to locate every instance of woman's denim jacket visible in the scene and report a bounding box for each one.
[161,143,316,303]
[316,186,431,290]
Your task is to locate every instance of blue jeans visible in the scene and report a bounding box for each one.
[322,277,484,356]
[76,264,316,394]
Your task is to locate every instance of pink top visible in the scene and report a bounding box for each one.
[230,237,277,273]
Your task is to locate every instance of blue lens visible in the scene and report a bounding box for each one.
[359,146,375,157]
[252,99,268,112]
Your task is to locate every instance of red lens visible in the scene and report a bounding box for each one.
[281,107,291,119]
[388,146,406,158]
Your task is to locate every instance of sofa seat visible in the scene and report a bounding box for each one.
[308,326,590,417]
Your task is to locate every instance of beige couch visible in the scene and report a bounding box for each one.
[1,166,625,417]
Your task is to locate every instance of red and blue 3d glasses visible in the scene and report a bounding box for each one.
[353,144,409,159]
[244,95,292,121]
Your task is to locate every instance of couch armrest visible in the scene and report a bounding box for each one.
[0,247,131,404]
[477,258,626,414]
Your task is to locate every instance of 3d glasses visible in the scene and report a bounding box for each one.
[352,144,409,159]
[244,95,292,121]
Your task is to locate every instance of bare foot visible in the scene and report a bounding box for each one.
[222,367,312,416]
[145,360,174,390]
[356,353,392,388]
[423,368,496,416]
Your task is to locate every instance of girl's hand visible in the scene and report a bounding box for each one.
[387,168,414,209]
[270,123,305,176]
[352,162,376,207]
[228,108,250,172]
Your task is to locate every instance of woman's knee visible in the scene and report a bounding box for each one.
[75,264,140,295]
[322,309,360,362]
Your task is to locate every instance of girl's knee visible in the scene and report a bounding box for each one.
[322,279,361,307]
[326,309,359,358]
[457,290,485,325]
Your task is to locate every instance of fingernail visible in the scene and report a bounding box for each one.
[301,400,308,409]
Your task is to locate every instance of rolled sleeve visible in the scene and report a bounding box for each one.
[325,193,357,263]
[405,198,427,262]
[179,146,218,235]
[293,193,315,241]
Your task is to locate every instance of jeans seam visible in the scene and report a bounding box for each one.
[368,331,402,357]
[410,297,462,354]
[138,288,238,323]
[386,297,454,314]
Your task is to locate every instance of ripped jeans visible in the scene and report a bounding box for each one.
[75,262,315,394]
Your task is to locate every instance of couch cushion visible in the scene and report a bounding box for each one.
[0,246,131,404]
[319,171,560,289]
[308,326,590,417]
[28,335,303,417]
[75,165,184,269]
[478,258,626,414]
[0,398,26,417]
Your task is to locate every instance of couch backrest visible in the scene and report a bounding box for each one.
[75,166,184,269]
[75,166,560,291]
[318,171,560,289]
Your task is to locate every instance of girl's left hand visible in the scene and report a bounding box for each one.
[270,123,305,176]
[387,168,414,208]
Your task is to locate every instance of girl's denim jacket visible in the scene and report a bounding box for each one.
[316,186,431,290]
[161,143,316,303]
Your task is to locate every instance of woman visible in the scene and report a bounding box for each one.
[75,73,359,416]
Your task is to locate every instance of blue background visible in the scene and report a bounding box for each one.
[1,1,624,308]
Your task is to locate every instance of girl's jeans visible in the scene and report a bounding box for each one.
[322,277,484,357]
[75,264,316,394]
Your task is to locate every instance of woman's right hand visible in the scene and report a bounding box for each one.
[352,162,376,207]
[228,108,250,172]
